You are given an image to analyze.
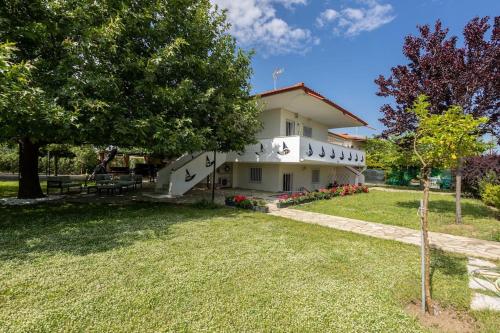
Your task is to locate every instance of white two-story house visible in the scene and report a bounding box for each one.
[156,83,368,196]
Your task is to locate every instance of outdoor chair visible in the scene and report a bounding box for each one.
[134,175,143,189]
[47,176,82,195]
[115,175,136,191]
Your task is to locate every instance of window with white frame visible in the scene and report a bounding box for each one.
[312,169,320,183]
[250,167,262,183]
[303,126,312,138]
[285,120,295,136]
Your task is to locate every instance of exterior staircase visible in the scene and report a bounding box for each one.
[344,165,366,184]
[155,151,227,196]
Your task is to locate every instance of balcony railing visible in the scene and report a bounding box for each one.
[227,136,365,166]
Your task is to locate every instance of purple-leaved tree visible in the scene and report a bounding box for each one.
[375,17,499,224]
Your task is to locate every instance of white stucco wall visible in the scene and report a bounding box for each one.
[256,108,329,141]
[281,109,329,142]
[233,163,358,192]
[234,163,281,192]
[256,108,282,139]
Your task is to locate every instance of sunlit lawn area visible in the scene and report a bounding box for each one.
[297,189,500,242]
[0,201,499,332]
[0,180,47,198]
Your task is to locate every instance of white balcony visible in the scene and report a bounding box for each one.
[227,136,365,167]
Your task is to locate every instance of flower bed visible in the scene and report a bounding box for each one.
[225,195,269,213]
[277,184,369,208]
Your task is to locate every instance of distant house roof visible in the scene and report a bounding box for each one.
[256,83,368,127]
[328,132,367,141]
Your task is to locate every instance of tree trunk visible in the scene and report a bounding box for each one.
[455,159,463,224]
[421,167,434,315]
[54,155,59,176]
[211,150,216,203]
[18,138,44,199]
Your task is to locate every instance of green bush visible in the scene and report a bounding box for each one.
[0,144,18,173]
[480,183,500,209]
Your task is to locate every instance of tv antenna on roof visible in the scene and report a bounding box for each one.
[272,68,284,90]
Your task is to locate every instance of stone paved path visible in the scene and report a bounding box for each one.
[467,257,500,311]
[269,208,500,260]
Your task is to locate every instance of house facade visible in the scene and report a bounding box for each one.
[156,83,368,196]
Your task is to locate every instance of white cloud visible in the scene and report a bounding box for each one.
[316,9,339,28]
[317,0,395,37]
[211,0,318,56]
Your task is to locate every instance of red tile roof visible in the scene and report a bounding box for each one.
[329,132,366,141]
[256,83,368,126]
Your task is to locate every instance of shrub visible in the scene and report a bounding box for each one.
[480,183,500,209]
[462,154,500,197]
[225,195,268,212]
[277,185,369,208]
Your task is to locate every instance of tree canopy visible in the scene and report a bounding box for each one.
[375,17,499,141]
[0,0,261,197]
[410,95,488,170]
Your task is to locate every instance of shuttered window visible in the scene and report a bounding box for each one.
[312,169,320,183]
[303,126,312,138]
[250,168,262,183]
[286,120,295,136]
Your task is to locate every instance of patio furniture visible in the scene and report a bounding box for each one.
[95,174,113,185]
[96,183,123,195]
[134,175,143,189]
[47,176,82,195]
[430,177,441,189]
[115,175,136,191]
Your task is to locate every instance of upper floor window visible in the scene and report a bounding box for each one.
[303,126,312,138]
[286,120,295,136]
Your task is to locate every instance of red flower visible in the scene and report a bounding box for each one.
[234,195,247,203]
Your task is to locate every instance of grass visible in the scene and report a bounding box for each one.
[297,189,500,242]
[0,202,499,332]
[0,180,47,198]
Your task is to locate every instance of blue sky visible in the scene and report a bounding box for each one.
[212,0,499,137]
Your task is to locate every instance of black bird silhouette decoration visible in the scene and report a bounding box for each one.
[206,156,214,167]
[307,144,313,157]
[185,169,196,182]
[255,143,265,156]
[340,151,345,160]
[355,154,358,162]
[348,152,352,161]
[319,146,325,157]
[361,155,364,162]
[330,148,335,159]
[278,142,290,155]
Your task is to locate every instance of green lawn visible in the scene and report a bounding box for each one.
[0,180,47,198]
[0,180,19,197]
[0,202,498,332]
[297,189,500,242]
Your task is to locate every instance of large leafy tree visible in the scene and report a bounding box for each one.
[409,95,486,315]
[0,0,260,198]
[375,17,499,223]
[364,136,417,171]
[0,42,69,198]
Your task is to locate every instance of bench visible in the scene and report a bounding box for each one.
[47,176,82,195]
[134,175,143,189]
[115,175,136,191]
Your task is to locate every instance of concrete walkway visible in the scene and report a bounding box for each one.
[270,208,500,260]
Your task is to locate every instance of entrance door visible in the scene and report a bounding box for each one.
[283,173,293,192]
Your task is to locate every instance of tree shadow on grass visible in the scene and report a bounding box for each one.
[0,201,239,261]
[429,249,467,296]
[395,199,496,219]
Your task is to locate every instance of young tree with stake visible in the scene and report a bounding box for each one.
[409,95,487,314]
